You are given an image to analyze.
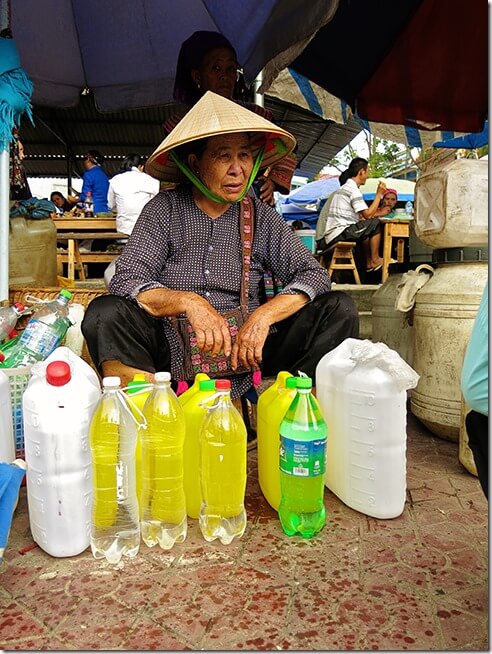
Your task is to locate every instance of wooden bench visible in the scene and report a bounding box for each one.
[54,218,128,281]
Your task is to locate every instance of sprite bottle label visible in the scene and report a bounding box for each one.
[279,436,326,477]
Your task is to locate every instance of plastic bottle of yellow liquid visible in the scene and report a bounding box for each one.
[199,379,247,544]
[89,376,140,564]
[141,371,187,550]
[182,379,216,518]
[178,372,210,408]
[257,371,295,511]
[126,373,152,515]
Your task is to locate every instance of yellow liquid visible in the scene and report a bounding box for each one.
[141,392,186,525]
[89,397,136,530]
[126,379,151,516]
[182,386,216,519]
[199,398,247,541]
[257,372,294,510]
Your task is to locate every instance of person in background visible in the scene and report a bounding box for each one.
[163,30,296,205]
[107,153,160,236]
[80,150,110,214]
[377,188,398,218]
[318,158,388,272]
[461,283,488,498]
[50,191,76,214]
[9,131,32,201]
[82,92,358,402]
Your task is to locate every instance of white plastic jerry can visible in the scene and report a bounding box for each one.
[23,347,101,556]
[316,338,419,519]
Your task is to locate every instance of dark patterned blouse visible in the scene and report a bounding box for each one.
[109,187,331,396]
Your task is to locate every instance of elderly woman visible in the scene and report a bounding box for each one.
[81,92,358,399]
[164,30,296,205]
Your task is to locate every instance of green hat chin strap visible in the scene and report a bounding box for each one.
[169,145,265,204]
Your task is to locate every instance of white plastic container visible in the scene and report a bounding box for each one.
[23,347,101,557]
[296,229,317,254]
[316,338,419,519]
[414,159,488,249]
[0,370,15,463]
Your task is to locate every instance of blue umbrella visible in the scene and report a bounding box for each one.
[433,122,488,149]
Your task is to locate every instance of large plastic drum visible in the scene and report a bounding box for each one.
[415,159,488,249]
[371,272,413,366]
[411,260,488,441]
[9,217,57,286]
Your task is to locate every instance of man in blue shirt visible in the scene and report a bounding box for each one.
[80,150,110,214]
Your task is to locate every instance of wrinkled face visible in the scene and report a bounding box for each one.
[382,192,397,209]
[190,133,254,203]
[193,47,239,99]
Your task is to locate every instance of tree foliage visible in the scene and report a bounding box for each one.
[323,130,418,178]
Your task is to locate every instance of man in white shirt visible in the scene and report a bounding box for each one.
[108,154,160,236]
[319,158,389,272]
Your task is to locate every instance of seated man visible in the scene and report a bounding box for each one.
[318,158,390,272]
[81,92,359,400]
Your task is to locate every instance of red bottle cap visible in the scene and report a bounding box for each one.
[46,361,71,386]
[215,379,231,391]
[14,303,25,312]
[0,352,4,363]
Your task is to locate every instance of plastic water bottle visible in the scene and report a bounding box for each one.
[199,379,247,544]
[257,371,296,511]
[141,371,187,550]
[278,376,327,538]
[1,290,73,368]
[0,303,25,343]
[405,200,414,217]
[89,376,140,563]
[126,373,152,516]
[84,191,94,217]
[23,348,101,557]
[182,378,216,518]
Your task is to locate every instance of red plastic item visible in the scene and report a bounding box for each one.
[46,361,71,386]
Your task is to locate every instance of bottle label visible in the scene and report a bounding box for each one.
[20,320,61,357]
[279,436,326,477]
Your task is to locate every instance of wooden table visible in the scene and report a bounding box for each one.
[54,217,128,282]
[381,219,410,283]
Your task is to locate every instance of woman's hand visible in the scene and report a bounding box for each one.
[257,177,275,205]
[186,297,232,356]
[230,312,271,370]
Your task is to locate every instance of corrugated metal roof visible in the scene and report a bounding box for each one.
[19,93,360,180]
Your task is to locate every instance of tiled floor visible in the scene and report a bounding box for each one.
[0,413,488,651]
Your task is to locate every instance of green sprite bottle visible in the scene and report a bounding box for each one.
[278,376,327,538]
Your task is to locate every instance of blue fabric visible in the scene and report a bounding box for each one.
[0,463,26,559]
[461,283,488,416]
[0,39,33,152]
[434,122,488,149]
[10,197,56,219]
[80,166,110,213]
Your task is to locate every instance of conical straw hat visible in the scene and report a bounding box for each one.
[146,91,296,182]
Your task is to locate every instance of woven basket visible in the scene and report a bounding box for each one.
[8,286,107,367]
